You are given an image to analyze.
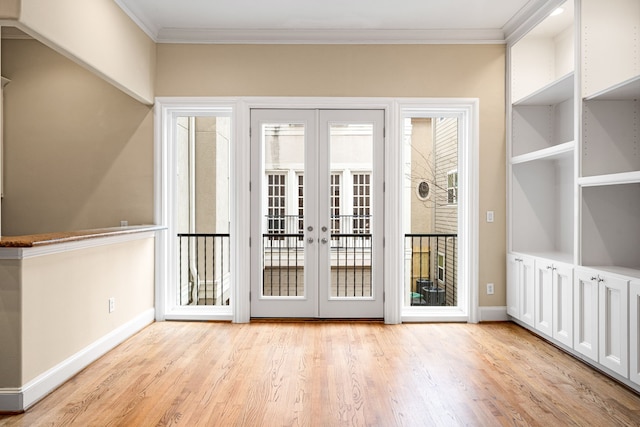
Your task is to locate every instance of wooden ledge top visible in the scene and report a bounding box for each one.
[0,225,163,248]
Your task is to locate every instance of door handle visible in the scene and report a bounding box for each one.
[308,237,314,244]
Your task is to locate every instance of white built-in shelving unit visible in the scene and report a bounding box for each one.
[507,0,640,393]
[509,0,576,264]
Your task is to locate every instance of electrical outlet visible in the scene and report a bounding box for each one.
[486,283,494,295]
[109,297,115,313]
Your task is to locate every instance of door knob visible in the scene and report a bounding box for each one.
[321,226,328,232]
[308,237,314,243]
[321,238,328,244]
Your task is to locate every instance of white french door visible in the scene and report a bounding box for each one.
[250,109,384,318]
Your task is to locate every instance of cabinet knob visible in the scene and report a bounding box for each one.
[547,265,552,270]
[590,276,598,281]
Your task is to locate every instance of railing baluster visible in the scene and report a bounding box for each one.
[177,233,230,307]
[405,233,457,307]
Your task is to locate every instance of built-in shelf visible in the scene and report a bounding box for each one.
[511,141,574,165]
[584,75,640,101]
[578,171,640,187]
[582,184,640,271]
[514,73,574,106]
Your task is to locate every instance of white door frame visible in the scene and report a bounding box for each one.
[154,97,479,324]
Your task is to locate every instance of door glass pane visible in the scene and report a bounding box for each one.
[329,123,373,298]
[402,117,458,307]
[176,116,231,306]
[262,123,305,297]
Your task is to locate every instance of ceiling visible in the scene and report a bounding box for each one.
[114,0,566,44]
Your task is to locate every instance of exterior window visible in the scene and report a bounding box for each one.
[438,253,445,283]
[297,174,304,236]
[330,173,341,236]
[447,170,458,205]
[352,173,371,234]
[267,173,286,235]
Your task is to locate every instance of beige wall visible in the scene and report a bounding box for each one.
[20,237,155,384]
[15,0,155,104]
[1,39,154,236]
[157,43,506,307]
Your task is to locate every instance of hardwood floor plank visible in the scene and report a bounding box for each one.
[2,321,640,426]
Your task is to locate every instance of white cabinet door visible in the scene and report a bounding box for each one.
[630,281,640,386]
[507,254,520,318]
[507,253,535,326]
[574,268,599,361]
[599,274,629,377]
[534,258,554,337]
[520,256,535,327]
[553,263,574,348]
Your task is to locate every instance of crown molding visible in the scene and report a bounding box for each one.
[113,0,159,42]
[504,0,566,44]
[155,28,506,44]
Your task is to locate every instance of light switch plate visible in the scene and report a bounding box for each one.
[486,211,494,223]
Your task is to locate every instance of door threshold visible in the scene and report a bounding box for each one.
[250,317,384,323]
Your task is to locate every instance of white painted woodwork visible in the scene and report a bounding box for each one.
[507,0,640,392]
[510,1,574,103]
[508,3,575,262]
[582,100,640,177]
[581,184,640,271]
[510,153,574,258]
[598,273,629,377]
[507,253,535,327]
[249,109,385,319]
[630,281,640,386]
[552,261,574,348]
[533,258,574,344]
[574,268,599,362]
[512,96,574,157]
[534,258,554,337]
[581,0,640,98]
[507,253,521,318]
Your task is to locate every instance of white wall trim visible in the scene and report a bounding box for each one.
[478,306,509,322]
[0,308,154,413]
[0,230,160,260]
[155,28,506,45]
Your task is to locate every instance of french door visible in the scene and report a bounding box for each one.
[250,109,384,318]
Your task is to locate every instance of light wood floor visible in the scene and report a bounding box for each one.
[2,321,640,426]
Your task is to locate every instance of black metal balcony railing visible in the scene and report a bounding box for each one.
[176,228,456,307]
[178,233,231,306]
[262,232,372,298]
[405,234,457,307]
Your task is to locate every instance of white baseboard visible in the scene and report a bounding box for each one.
[478,306,508,322]
[0,308,155,413]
